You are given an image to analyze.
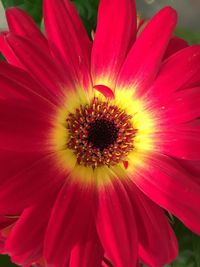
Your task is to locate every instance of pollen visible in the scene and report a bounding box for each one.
[66,97,137,168]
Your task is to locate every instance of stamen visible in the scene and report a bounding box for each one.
[66,97,136,168]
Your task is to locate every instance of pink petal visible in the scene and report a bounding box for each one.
[44,181,94,266]
[134,153,200,235]
[91,0,136,87]
[117,7,177,94]
[69,224,103,267]
[43,0,91,88]
[0,155,64,213]
[5,192,56,266]
[96,181,138,267]
[163,36,188,60]
[6,8,48,50]
[152,45,200,100]
[126,183,178,267]
[1,33,73,94]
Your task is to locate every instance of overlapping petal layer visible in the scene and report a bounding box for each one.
[6,7,48,50]
[163,36,188,60]
[0,61,57,103]
[96,180,138,267]
[151,45,200,100]
[117,7,177,94]
[91,0,136,88]
[69,224,103,267]
[126,183,178,267]
[43,0,91,88]
[1,33,72,95]
[44,181,95,266]
[133,154,200,235]
[5,193,57,266]
[0,154,64,213]
[160,87,200,124]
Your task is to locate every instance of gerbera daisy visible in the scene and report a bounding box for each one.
[0,0,200,266]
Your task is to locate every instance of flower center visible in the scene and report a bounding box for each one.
[66,97,136,168]
[87,119,118,150]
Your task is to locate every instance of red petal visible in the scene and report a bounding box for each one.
[43,0,91,88]
[118,7,177,94]
[161,87,200,124]
[63,0,91,60]
[155,123,200,160]
[69,224,103,267]
[6,8,48,50]
[0,32,22,68]
[0,216,17,230]
[163,36,188,60]
[0,150,41,188]
[1,33,72,94]
[91,0,136,87]
[126,183,178,267]
[0,61,58,104]
[152,45,200,100]
[5,193,56,266]
[0,96,54,152]
[44,181,94,266]
[0,155,64,213]
[0,216,17,253]
[134,153,200,235]
[93,85,115,99]
[177,159,200,182]
[96,181,138,267]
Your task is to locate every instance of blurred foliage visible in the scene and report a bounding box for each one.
[0,255,17,266]
[0,53,5,61]
[72,0,99,35]
[175,28,200,45]
[1,0,200,267]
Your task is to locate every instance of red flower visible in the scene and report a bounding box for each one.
[0,0,200,266]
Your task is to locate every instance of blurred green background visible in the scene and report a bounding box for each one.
[0,0,200,266]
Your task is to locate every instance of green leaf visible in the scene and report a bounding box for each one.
[1,0,42,25]
[0,255,17,266]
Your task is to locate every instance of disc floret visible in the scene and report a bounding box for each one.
[66,98,136,168]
